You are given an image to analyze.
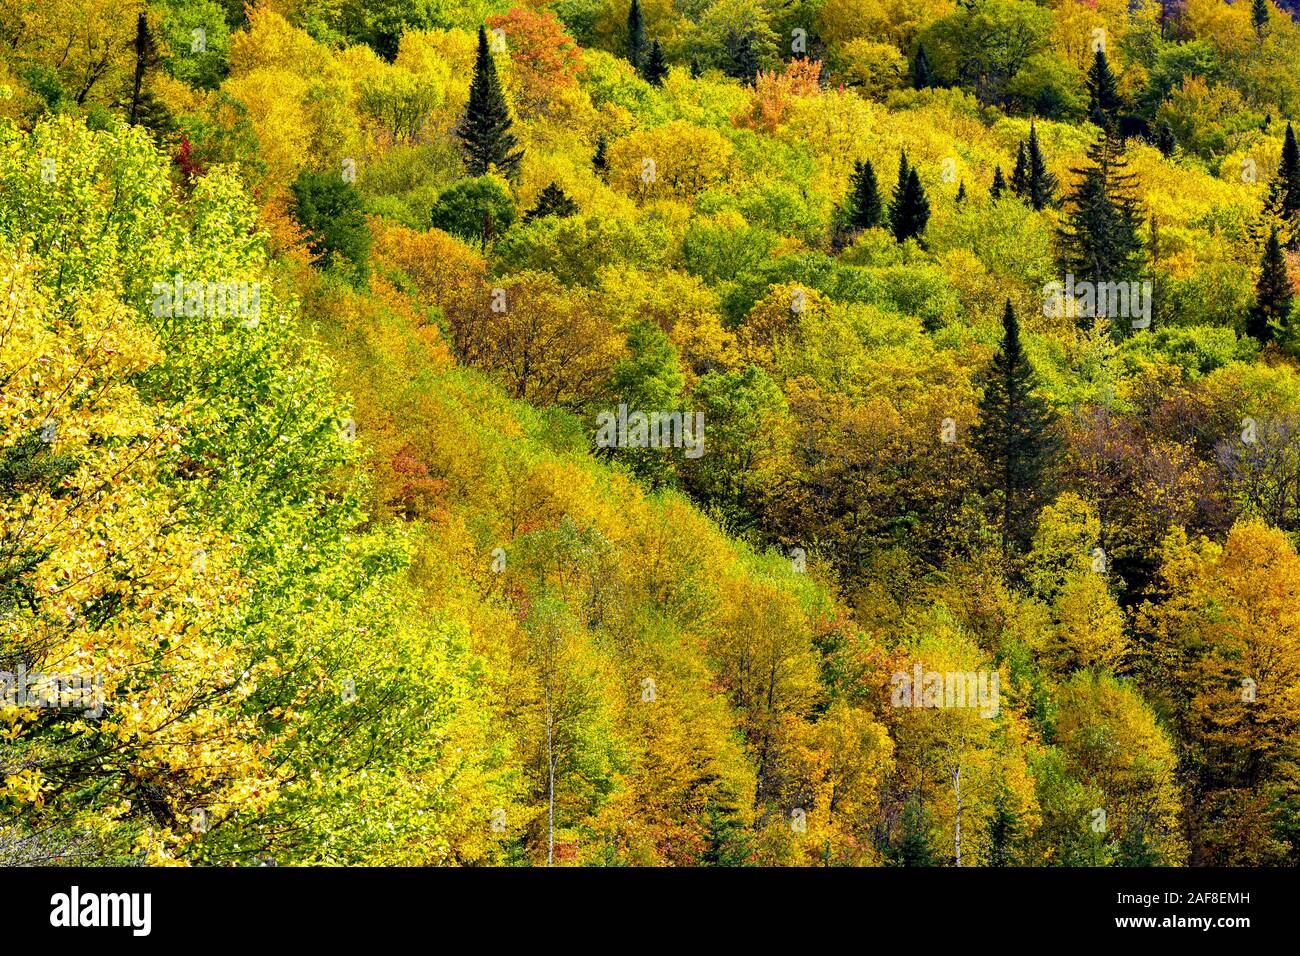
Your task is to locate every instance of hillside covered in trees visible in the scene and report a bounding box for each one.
[1,0,1299,868]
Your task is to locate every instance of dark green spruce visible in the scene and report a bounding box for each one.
[971,299,1060,557]
[456,26,523,179]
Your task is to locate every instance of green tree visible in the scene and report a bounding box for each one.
[1156,119,1177,157]
[1249,227,1292,344]
[889,152,930,244]
[643,38,668,85]
[991,165,1007,199]
[1253,0,1270,38]
[456,26,523,180]
[430,176,518,249]
[526,182,579,221]
[1278,122,1300,219]
[626,0,647,69]
[971,300,1060,556]
[1057,128,1145,309]
[291,169,372,280]
[1010,141,1029,199]
[1025,121,1057,211]
[847,158,884,231]
[912,42,935,90]
[1086,48,1122,129]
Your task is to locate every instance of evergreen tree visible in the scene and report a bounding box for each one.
[912,42,935,90]
[593,134,608,176]
[1279,122,1300,219]
[626,0,647,70]
[847,158,884,230]
[1057,128,1146,317]
[643,39,668,85]
[991,165,1007,200]
[971,300,1060,556]
[956,181,967,204]
[124,12,173,136]
[525,182,579,221]
[1253,0,1270,37]
[456,27,523,179]
[1156,119,1177,157]
[1086,48,1122,129]
[727,29,761,85]
[1249,227,1292,343]
[987,791,1021,867]
[889,797,935,867]
[1010,141,1029,199]
[1025,122,1058,211]
[889,152,930,243]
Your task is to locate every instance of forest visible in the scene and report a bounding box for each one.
[0,0,1298,868]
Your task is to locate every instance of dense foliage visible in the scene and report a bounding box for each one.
[2,0,1299,867]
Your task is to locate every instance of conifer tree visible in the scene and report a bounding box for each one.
[956,181,967,204]
[728,29,761,85]
[1025,122,1058,211]
[456,26,523,179]
[1011,141,1029,199]
[1279,122,1300,218]
[627,0,647,69]
[912,43,934,90]
[1253,0,1270,38]
[1086,48,1122,129]
[644,39,668,85]
[525,182,579,221]
[991,165,1007,200]
[972,300,1060,556]
[1156,119,1177,157]
[593,134,608,175]
[889,152,930,243]
[847,158,884,230]
[1057,128,1145,318]
[1249,227,1293,343]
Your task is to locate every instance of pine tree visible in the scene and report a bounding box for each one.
[525,182,579,221]
[1253,0,1270,38]
[912,42,935,90]
[643,39,668,85]
[1086,48,1122,130]
[1279,122,1300,219]
[1156,119,1177,157]
[1025,122,1058,211]
[889,152,930,243]
[890,797,935,867]
[847,158,884,230]
[1057,128,1146,319]
[728,29,761,85]
[1249,227,1292,343]
[128,12,152,127]
[626,0,647,70]
[956,181,967,204]
[991,165,1007,200]
[1010,141,1029,199]
[456,27,523,179]
[972,299,1060,556]
[593,134,609,175]
[125,12,173,136]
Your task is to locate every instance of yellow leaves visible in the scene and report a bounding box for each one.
[1,769,49,806]
[607,121,739,203]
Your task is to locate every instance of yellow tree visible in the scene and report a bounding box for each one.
[1140,521,1300,864]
